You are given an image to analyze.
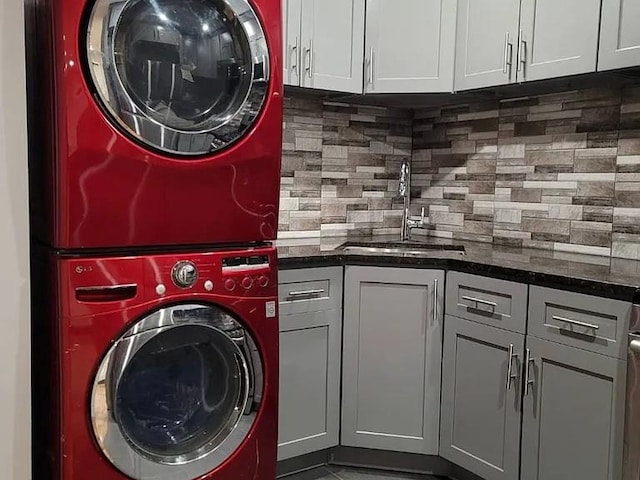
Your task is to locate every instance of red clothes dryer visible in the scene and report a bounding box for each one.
[35,246,278,479]
[31,0,282,250]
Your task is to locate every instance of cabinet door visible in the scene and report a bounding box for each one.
[440,316,524,480]
[282,0,302,86]
[300,0,365,94]
[341,266,444,454]
[277,309,342,460]
[455,0,520,90]
[599,0,640,71]
[521,337,626,480]
[365,0,456,93]
[518,0,600,82]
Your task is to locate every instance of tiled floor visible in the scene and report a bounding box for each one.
[282,466,448,480]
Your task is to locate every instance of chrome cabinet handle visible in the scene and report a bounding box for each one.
[518,29,527,74]
[370,48,374,84]
[524,348,535,395]
[305,40,313,79]
[551,315,600,331]
[461,296,497,308]
[433,279,438,326]
[290,37,298,72]
[288,289,325,298]
[506,344,518,391]
[503,32,513,74]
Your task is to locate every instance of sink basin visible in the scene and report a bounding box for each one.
[338,241,465,256]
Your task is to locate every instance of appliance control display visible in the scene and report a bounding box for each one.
[171,261,198,289]
[222,255,270,272]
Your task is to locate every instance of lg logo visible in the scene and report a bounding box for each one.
[75,265,93,274]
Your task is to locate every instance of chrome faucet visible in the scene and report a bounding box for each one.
[399,159,425,242]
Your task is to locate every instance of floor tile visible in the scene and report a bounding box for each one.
[327,466,447,480]
[283,466,339,480]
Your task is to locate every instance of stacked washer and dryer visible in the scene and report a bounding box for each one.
[28,0,282,479]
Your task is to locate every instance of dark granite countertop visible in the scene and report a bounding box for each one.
[277,235,640,302]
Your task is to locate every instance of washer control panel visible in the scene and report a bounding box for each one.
[222,254,271,292]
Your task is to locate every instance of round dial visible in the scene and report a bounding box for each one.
[172,261,198,289]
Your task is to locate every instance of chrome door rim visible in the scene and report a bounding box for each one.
[90,304,263,480]
[85,0,270,156]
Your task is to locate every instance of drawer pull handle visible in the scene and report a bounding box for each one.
[461,296,497,308]
[551,315,600,331]
[75,283,137,302]
[288,289,325,298]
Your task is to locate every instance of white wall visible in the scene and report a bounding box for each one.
[0,0,31,478]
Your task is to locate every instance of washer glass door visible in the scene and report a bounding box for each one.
[86,0,270,156]
[91,304,263,480]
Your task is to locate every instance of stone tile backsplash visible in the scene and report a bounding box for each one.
[281,86,640,258]
[411,86,640,259]
[279,95,411,239]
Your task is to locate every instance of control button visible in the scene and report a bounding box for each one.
[241,277,253,289]
[224,279,236,291]
[172,261,198,289]
[204,280,214,291]
[258,275,269,287]
[155,284,166,296]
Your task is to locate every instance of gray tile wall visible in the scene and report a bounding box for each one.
[279,95,412,238]
[411,86,640,259]
[281,87,640,258]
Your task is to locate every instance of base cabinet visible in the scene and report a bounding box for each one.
[341,266,444,454]
[277,268,343,461]
[520,336,626,480]
[440,315,524,480]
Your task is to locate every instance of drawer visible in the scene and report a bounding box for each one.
[279,267,343,315]
[528,286,631,359]
[446,271,528,333]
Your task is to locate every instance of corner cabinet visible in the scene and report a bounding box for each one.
[341,266,444,454]
[364,0,457,94]
[283,0,365,94]
[599,0,640,71]
[277,267,343,461]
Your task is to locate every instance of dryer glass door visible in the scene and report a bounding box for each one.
[91,304,263,480]
[86,0,270,156]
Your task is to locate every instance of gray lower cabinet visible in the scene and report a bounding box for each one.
[521,336,626,480]
[599,0,640,71]
[440,315,524,480]
[277,268,343,461]
[341,266,444,454]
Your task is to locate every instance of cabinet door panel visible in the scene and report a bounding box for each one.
[341,267,444,454]
[365,0,456,93]
[521,337,626,480]
[455,0,520,90]
[599,0,640,71]
[300,0,365,93]
[282,0,302,86]
[440,316,523,480]
[277,309,342,460]
[518,0,600,82]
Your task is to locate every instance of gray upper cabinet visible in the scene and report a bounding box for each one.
[440,315,524,480]
[277,268,343,461]
[364,0,457,94]
[299,0,365,94]
[455,0,520,91]
[282,0,302,86]
[518,0,601,82]
[341,266,444,454]
[520,336,626,480]
[599,0,640,71]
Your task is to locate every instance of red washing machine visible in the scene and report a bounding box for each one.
[31,0,282,250]
[34,246,278,479]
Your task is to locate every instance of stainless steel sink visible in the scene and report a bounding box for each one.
[338,241,465,256]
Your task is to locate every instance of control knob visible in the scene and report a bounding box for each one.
[172,261,198,289]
